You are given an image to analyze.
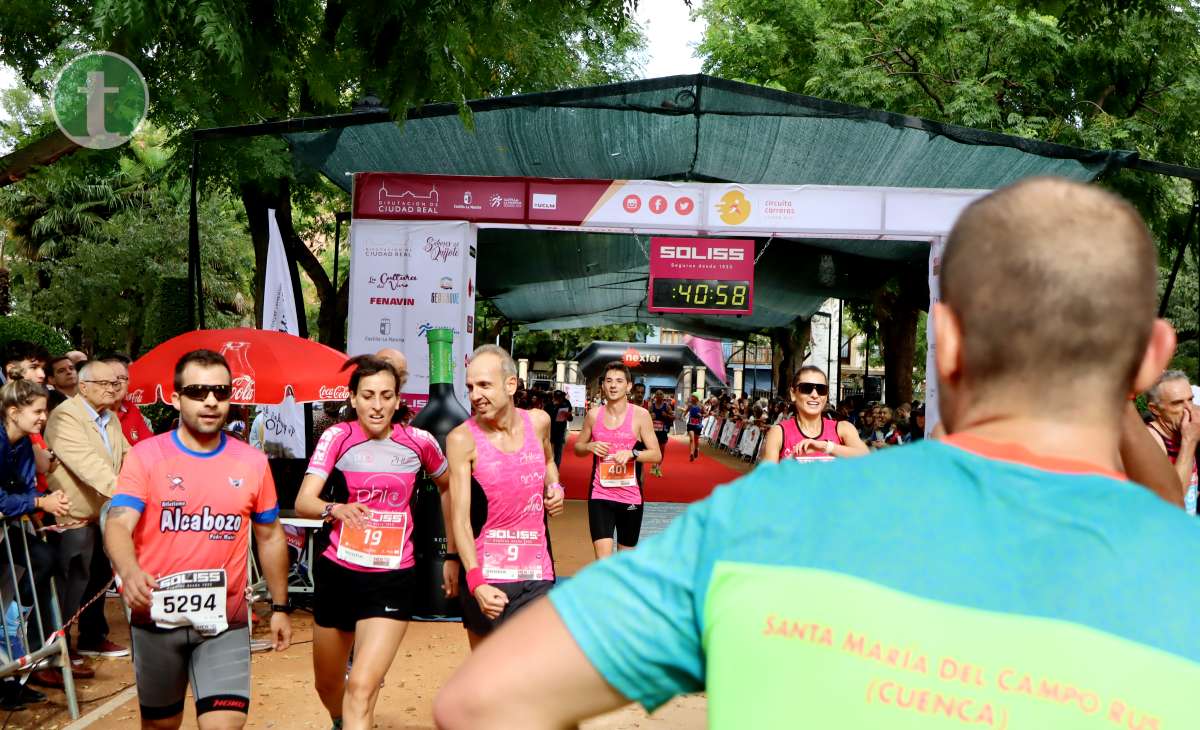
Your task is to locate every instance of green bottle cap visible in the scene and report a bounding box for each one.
[428,328,455,344]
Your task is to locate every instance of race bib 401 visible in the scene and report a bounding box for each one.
[598,458,636,488]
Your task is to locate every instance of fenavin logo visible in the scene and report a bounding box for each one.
[51,52,148,150]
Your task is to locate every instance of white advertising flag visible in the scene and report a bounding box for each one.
[347,219,477,411]
[254,209,306,458]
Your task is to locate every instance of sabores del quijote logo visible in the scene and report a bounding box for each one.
[424,236,460,262]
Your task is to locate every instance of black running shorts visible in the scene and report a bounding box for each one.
[131,624,250,720]
[460,579,554,637]
[588,498,644,547]
[313,555,414,631]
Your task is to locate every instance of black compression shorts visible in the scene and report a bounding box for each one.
[313,555,414,631]
[588,498,644,547]
[459,579,554,637]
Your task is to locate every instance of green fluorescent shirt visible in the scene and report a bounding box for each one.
[550,435,1200,728]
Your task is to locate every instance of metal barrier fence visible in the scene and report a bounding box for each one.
[0,517,79,720]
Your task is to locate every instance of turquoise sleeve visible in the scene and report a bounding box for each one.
[548,493,725,711]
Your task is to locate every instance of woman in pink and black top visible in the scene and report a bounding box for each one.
[296,355,451,730]
[761,366,869,463]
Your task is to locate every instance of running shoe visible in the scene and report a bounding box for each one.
[77,639,129,657]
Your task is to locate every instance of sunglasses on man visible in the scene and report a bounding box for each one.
[178,384,233,402]
[792,382,829,396]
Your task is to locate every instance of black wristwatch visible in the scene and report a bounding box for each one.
[271,602,294,614]
[320,503,338,522]
[444,552,461,562]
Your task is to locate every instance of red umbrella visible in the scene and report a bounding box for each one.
[129,328,352,405]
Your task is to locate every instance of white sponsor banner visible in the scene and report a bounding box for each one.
[924,236,946,435]
[257,209,305,458]
[704,184,885,234]
[582,181,705,229]
[347,219,476,410]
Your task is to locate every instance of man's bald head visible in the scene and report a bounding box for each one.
[940,177,1157,412]
[375,348,408,388]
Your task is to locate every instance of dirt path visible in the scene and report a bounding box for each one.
[18,436,750,728]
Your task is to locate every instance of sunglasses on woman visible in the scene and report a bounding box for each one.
[179,384,233,401]
[793,382,829,396]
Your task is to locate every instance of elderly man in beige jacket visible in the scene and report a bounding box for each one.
[44,359,130,677]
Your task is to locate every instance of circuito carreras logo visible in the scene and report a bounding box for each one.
[716,190,751,225]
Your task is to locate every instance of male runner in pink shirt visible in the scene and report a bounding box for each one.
[446,345,565,648]
[574,361,660,559]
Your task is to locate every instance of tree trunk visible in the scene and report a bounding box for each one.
[877,304,917,407]
[872,270,925,407]
[771,320,811,399]
[239,181,273,328]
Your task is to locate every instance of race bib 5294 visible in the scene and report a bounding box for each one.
[150,569,228,636]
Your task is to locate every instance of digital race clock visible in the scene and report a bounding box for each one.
[647,237,754,315]
[651,279,751,311]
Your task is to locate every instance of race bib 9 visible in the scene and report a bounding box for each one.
[482,527,544,581]
[151,569,228,636]
[337,510,409,569]
[597,458,636,488]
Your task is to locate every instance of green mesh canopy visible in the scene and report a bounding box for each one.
[284,75,1131,334]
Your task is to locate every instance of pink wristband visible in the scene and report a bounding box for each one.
[547,482,564,493]
[466,567,486,594]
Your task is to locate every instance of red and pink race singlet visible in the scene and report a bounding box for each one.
[779,417,843,462]
[589,404,643,505]
[466,409,554,584]
[111,432,279,629]
[306,421,448,572]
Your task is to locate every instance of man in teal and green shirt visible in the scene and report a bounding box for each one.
[435,178,1200,728]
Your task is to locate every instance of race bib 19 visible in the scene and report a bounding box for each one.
[151,569,228,636]
[482,527,544,581]
[597,458,637,488]
[337,510,409,569]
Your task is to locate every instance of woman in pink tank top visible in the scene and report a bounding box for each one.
[761,366,869,463]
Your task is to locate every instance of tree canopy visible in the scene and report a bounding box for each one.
[697,0,1200,398]
[0,0,645,349]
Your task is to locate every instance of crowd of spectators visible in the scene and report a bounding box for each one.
[689,386,928,453]
[0,339,150,707]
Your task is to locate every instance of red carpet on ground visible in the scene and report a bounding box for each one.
[559,433,744,503]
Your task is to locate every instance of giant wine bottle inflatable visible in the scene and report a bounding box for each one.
[410,328,470,618]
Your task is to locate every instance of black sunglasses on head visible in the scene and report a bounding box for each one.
[793,382,829,396]
[179,384,233,402]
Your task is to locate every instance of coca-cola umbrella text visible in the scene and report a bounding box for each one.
[129,328,352,405]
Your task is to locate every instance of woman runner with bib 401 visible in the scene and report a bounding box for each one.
[295,355,454,730]
[761,366,868,463]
